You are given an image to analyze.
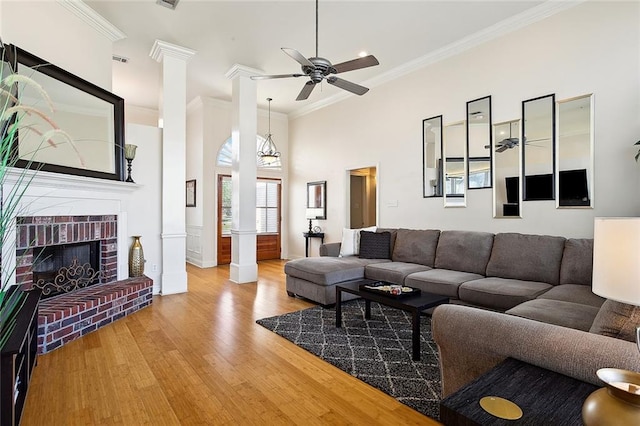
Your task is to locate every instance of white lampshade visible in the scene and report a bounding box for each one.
[592,217,640,306]
[306,208,323,220]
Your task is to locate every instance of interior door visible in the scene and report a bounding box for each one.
[217,175,281,265]
[348,167,377,229]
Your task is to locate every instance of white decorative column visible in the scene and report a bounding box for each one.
[150,40,196,295]
[225,64,261,283]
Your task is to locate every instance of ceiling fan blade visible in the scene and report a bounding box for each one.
[296,81,316,101]
[332,55,380,74]
[326,77,369,96]
[496,145,508,153]
[282,48,315,68]
[250,73,305,80]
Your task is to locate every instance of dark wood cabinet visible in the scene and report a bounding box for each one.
[0,288,40,426]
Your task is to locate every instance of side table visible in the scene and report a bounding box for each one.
[303,232,324,257]
[440,357,599,425]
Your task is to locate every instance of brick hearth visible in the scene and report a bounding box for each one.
[37,276,153,354]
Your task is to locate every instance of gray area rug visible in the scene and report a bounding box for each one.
[256,299,441,419]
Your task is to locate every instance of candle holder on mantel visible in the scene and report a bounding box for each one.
[124,144,137,183]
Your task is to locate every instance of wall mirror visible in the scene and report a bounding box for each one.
[466,96,492,190]
[522,94,555,201]
[556,94,593,208]
[7,44,125,181]
[422,115,443,197]
[443,121,467,207]
[493,120,521,218]
[306,181,326,219]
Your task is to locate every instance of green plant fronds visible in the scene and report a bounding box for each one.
[1,73,54,113]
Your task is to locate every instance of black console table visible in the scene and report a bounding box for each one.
[303,232,324,257]
[440,357,598,425]
[1,288,41,426]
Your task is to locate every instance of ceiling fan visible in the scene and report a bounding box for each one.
[250,0,380,101]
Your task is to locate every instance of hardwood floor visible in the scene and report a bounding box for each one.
[22,261,440,425]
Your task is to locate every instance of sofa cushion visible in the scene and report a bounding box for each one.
[359,231,391,259]
[284,257,389,286]
[589,299,640,342]
[485,233,566,285]
[559,238,594,286]
[506,299,600,331]
[339,226,377,257]
[391,228,440,267]
[364,262,431,285]
[376,228,398,255]
[434,230,494,275]
[459,277,553,311]
[538,284,604,308]
[405,269,484,298]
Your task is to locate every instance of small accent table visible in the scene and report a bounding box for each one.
[303,232,324,257]
[439,357,599,425]
[335,280,448,361]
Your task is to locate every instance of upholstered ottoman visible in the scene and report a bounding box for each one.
[284,256,390,306]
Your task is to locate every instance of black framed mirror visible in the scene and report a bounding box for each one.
[306,181,326,220]
[557,94,593,208]
[466,95,492,190]
[423,115,443,197]
[522,94,555,201]
[443,120,466,207]
[6,44,125,181]
[493,120,521,218]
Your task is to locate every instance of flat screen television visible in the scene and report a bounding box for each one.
[505,177,519,204]
[559,169,589,206]
[524,173,553,200]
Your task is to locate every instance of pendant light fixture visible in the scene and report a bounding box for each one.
[258,97,281,164]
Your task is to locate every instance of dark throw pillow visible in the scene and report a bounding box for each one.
[359,231,391,259]
[589,299,640,342]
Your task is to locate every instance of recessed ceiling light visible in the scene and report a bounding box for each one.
[358,51,368,58]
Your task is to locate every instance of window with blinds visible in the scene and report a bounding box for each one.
[220,177,280,235]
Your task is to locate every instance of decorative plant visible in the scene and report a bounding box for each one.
[0,40,71,350]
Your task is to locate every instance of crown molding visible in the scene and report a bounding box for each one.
[150,40,196,63]
[57,0,126,42]
[289,0,585,120]
[225,64,264,80]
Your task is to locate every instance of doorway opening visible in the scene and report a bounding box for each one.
[217,175,282,265]
[348,167,377,228]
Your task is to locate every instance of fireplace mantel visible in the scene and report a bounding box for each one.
[2,167,141,288]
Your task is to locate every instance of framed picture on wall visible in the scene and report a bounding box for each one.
[186,179,196,207]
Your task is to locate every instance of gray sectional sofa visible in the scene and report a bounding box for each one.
[285,227,640,402]
[284,228,602,331]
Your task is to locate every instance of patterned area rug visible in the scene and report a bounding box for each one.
[256,299,441,419]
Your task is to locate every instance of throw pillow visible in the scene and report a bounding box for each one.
[359,231,391,259]
[589,299,640,342]
[339,226,377,257]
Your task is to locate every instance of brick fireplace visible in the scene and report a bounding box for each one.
[14,214,153,354]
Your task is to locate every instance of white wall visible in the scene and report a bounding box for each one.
[287,1,640,257]
[1,1,112,89]
[126,124,163,293]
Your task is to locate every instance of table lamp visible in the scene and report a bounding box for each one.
[305,208,323,234]
[582,217,640,424]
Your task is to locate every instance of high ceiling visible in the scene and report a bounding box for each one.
[86,0,547,115]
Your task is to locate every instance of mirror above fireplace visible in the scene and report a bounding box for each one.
[6,44,125,181]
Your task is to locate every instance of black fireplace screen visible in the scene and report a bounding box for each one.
[32,241,101,299]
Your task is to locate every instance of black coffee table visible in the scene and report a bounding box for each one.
[335,280,449,361]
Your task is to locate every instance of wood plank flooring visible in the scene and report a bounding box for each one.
[22,261,440,425]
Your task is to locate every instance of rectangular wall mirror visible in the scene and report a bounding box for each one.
[522,94,555,201]
[467,96,492,190]
[493,120,522,218]
[557,94,593,208]
[423,115,443,197]
[7,44,125,181]
[306,181,326,219]
[443,121,466,207]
